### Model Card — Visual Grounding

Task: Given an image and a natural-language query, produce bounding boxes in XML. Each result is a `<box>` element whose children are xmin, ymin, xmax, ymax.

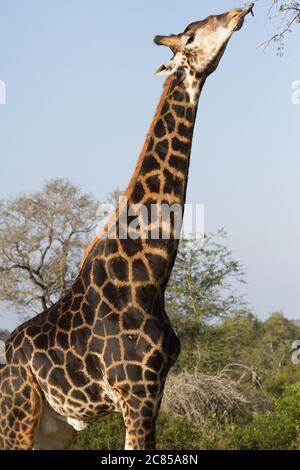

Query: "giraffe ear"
<box><xmin>154</xmin><ymin>59</ymin><xmax>178</xmax><ymax>77</ymax></box>
<box><xmin>154</xmin><ymin>34</ymin><xmax>182</xmax><ymax>51</ymax></box>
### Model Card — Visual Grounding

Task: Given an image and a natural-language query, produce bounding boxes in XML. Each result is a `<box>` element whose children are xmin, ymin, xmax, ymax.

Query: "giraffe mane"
<box><xmin>80</xmin><ymin>76</ymin><xmax>174</xmax><ymax>267</ymax></box>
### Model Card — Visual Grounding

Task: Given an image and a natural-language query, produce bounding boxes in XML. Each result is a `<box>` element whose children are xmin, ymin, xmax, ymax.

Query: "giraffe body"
<box><xmin>0</xmin><ymin>4</ymin><xmax>254</xmax><ymax>450</ymax></box>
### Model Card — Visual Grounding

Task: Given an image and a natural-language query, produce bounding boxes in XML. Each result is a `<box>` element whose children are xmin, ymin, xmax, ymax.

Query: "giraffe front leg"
<box><xmin>124</xmin><ymin>414</ymin><xmax>156</xmax><ymax>450</ymax></box>
<box><xmin>121</xmin><ymin>396</ymin><xmax>159</xmax><ymax>450</ymax></box>
<box><xmin>0</xmin><ymin>365</ymin><xmax>42</xmax><ymax>450</ymax></box>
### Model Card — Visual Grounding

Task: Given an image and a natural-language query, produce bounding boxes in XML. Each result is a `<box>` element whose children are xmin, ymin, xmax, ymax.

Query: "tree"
<box><xmin>166</xmin><ymin>230</ymin><xmax>245</xmax><ymax>340</ymax></box>
<box><xmin>260</xmin><ymin>312</ymin><xmax>300</xmax><ymax>370</ymax></box>
<box><xmin>264</xmin><ymin>1</ymin><xmax>300</xmax><ymax>53</ymax></box>
<box><xmin>0</xmin><ymin>179</ymin><xmax>98</xmax><ymax>317</ymax></box>
<box><xmin>105</xmin><ymin>188</ymin><xmax>123</xmax><ymax>207</ymax></box>
<box><xmin>194</xmin><ymin>310</ymin><xmax>263</xmax><ymax>374</ymax></box>
<box><xmin>0</xmin><ymin>329</ymin><xmax>9</xmax><ymax>342</ymax></box>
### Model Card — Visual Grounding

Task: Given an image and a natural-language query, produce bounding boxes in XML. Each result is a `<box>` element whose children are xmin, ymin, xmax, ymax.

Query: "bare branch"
<box><xmin>261</xmin><ymin>1</ymin><xmax>300</xmax><ymax>53</ymax></box>
<box><xmin>0</xmin><ymin>179</ymin><xmax>99</xmax><ymax>316</ymax></box>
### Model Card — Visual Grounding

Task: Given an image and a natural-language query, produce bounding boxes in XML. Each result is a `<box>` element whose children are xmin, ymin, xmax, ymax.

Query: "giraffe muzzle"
<box><xmin>239</xmin><ymin>3</ymin><xmax>255</xmax><ymax>19</ymax></box>
<box><xmin>227</xmin><ymin>3</ymin><xmax>254</xmax><ymax>31</ymax></box>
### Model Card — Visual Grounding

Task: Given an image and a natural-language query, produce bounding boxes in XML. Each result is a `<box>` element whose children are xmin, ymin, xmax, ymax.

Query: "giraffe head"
<box><xmin>154</xmin><ymin>3</ymin><xmax>254</xmax><ymax>78</ymax></box>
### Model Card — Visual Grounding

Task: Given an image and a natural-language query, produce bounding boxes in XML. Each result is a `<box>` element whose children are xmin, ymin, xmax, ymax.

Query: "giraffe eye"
<box><xmin>186</xmin><ymin>34</ymin><xmax>195</xmax><ymax>45</ymax></box>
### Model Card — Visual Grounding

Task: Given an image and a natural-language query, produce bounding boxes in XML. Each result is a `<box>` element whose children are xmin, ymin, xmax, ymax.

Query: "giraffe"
<box><xmin>0</xmin><ymin>4</ymin><xmax>254</xmax><ymax>450</ymax></box>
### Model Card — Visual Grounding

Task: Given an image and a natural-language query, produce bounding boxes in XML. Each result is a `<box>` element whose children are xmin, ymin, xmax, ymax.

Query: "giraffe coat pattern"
<box><xmin>0</xmin><ymin>4</ymin><xmax>254</xmax><ymax>450</ymax></box>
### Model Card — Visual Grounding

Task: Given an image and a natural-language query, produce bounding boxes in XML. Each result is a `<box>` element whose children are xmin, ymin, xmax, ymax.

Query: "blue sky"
<box><xmin>0</xmin><ymin>0</ymin><xmax>299</xmax><ymax>329</ymax></box>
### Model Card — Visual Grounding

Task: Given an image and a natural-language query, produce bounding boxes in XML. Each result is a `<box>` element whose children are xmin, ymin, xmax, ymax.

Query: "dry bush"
<box><xmin>162</xmin><ymin>367</ymin><xmax>251</xmax><ymax>425</ymax></box>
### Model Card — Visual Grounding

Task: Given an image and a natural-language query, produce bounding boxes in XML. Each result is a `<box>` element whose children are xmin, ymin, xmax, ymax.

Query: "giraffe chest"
<box><xmin>39</xmin><ymin>373</ymin><xmax>121</xmax><ymax>421</ymax></box>
<box><xmin>27</xmin><ymin>338</ymin><xmax>122</xmax><ymax>420</ymax></box>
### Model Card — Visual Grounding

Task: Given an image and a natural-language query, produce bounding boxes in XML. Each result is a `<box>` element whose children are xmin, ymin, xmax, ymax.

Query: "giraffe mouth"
<box><xmin>228</xmin><ymin>3</ymin><xmax>254</xmax><ymax>31</ymax></box>
<box><xmin>239</xmin><ymin>3</ymin><xmax>255</xmax><ymax>20</ymax></box>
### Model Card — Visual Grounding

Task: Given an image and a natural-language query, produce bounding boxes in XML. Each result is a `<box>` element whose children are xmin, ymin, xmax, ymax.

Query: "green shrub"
<box><xmin>233</xmin><ymin>384</ymin><xmax>300</xmax><ymax>450</ymax></box>
<box><xmin>264</xmin><ymin>365</ymin><xmax>300</xmax><ymax>397</ymax></box>
<box><xmin>69</xmin><ymin>412</ymin><xmax>205</xmax><ymax>450</ymax></box>
<box><xmin>69</xmin><ymin>413</ymin><xmax>124</xmax><ymax>450</ymax></box>
<box><xmin>156</xmin><ymin>413</ymin><xmax>202</xmax><ymax>450</ymax></box>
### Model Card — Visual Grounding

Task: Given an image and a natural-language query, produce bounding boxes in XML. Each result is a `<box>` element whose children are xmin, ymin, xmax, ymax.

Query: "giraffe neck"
<box><xmin>125</xmin><ymin>71</ymin><xmax>205</xmax><ymax>215</ymax></box>
<box><xmin>82</xmin><ymin>71</ymin><xmax>206</xmax><ymax>286</ymax></box>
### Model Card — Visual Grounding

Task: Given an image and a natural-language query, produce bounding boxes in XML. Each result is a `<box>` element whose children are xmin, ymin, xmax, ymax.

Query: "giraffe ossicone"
<box><xmin>0</xmin><ymin>4</ymin><xmax>253</xmax><ymax>450</ymax></box>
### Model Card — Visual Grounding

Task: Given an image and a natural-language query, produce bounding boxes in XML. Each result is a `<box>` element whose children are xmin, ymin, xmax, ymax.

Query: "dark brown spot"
<box><xmin>104</xmin><ymin>313</ymin><xmax>120</xmax><ymax>335</ymax></box>
<box><xmin>154</xmin><ymin>139</ymin><xmax>169</xmax><ymax>161</ymax></box>
<box><xmin>127</xmin><ymin>364</ymin><xmax>143</xmax><ymax>381</ymax></box>
<box><xmin>172</xmin><ymin>89</ymin><xmax>184</xmax><ymax>102</ymax></box>
<box><xmin>132</xmin><ymin>259</ymin><xmax>149</xmax><ymax>282</ymax></box>
<box><xmin>178</xmin><ymin>122</ymin><xmax>192</xmax><ymax>139</ymax></box>
<box><xmin>145</xmin><ymin>253</ymin><xmax>166</xmax><ymax>279</ymax></box>
<box><xmin>154</xmin><ymin>119</ymin><xmax>166</xmax><ymax>138</ymax></box>
<box><xmin>92</xmin><ymin>258</ymin><xmax>107</xmax><ymax>287</ymax></box>
<box><xmin>107</xmin><ymin>257</ymin><xmax>129</xmax><ymax>282</ymax></box>
<box><xmin>169</xmin><ymin>154</ymin><xmax>188</xmax><ymax>173</ymax></box>
<box><xmin>164</xmin><ymin>112</ymin><xmax>176</xmax><ymax>133</ymax></box>
<box><xmin>172</xmin><ymin>104</ymin><xmax>185</xmax><ymax>117</ymax></box>
<box><xmin>120</xmin><ymin>237</ymin><xmax>143</xmax><ymax>257</ymax></box>
<box><xmin>140</xmin><ymin>155</ymin><xmax>160</xmax><ymax>175</ymax></box>
<box><xmin>146</xmin><ymin>175</ymin><xmax>160</xmax><ymax>194</ymax></box>
<box><xmin>172</xmin><ymin>136</ymin><xmax>190</xmax><ymax>154</ymax></box>
<box><xmin>122</xmin><ymin>307</ymin><xmax>144</xmax><ymax>330</ymax></box>
<box><xmin>131</xmin><ymin>181</ymin><xmax>145</xmax><ymax>204</ymax></box>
